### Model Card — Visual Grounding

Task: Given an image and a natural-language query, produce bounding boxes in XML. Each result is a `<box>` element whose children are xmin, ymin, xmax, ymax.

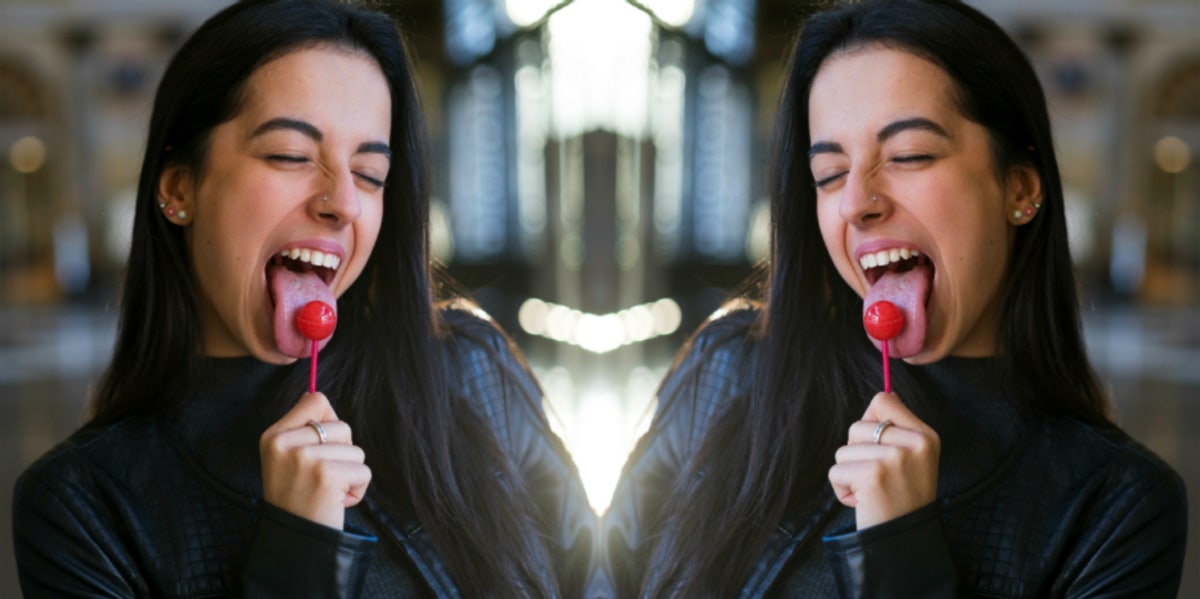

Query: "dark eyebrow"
<box><xmin>877</xmin><ymin>117</ymin><xmax>949</xmax><ymax>143</ymax></box>
<box><xmin>251</xmin><ymin>117</ymin><xmax>391</xmax><ymax>161</ymax></box>
<box><xmin>809</xmin><ymin>117</ymin><xmax>949</xmax><ymax>161</ymax></box>
<box><xmin>250</xmin><ymin>117</ymin><xmax>322</xmax><ymax>142</ymax></box>
<box><xmin>808</xmin><ymin>141</ymin><xmax>843</xmax><ymax>161</ymax></box>
<box><xmin>357</xmin><ymin>141</ymin><xmax>392</xmax><ymax>161</ymax></box>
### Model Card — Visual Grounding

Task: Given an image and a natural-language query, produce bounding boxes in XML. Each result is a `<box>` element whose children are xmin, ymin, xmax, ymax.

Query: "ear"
<box><xmin>1005</xmin><ymin>163</ymin><xmax>1043</xmax><ymax>226</ymax></box>
<box><xmin>157</xmin><ymin>164</ymin><xmax>195</xmax><ymax>225</ymax></box>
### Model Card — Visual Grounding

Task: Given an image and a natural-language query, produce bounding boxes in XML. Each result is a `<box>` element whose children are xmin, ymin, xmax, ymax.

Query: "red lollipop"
<box><xmin>297</xmin><ymin>301</ymin><xmax>337</xmax><ymax>392</ymax></box>
<box><xmin>863</xmin><ymin>301</ymin><xmax>904</xmax><ymax>393</ymax></box>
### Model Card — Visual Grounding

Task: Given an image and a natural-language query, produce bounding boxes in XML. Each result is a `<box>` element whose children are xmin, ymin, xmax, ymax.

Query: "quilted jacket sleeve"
<box><xmin>597</xmin><ymin>308</ymin><xmax>758</xmax><ymax>599</ymax></box>
<box><xmin>441</xmin><ymin>305</ymin><xmax>600</xmax><ymax>598</ymax></box>
<box><xmin>822</xmin><ymin>503</ymin><xmax>957</xmax><ymax>599</ymax></box>
<box><xmin>14</xmin><ymin>459</ymin><xmax>378</xmax><ymax>599</ymax></box>
<box><xmin>242</xmin><ymin>502</ymin><xmax>377</xmax><ymax>598</ymax></box>
<box><xmin>1058</xmin><ymin>464</ymin><xmax>1187</xmax><ymax>597</ymax></box>
<box><xmin>13</xmin><ymin>468</ymin><xmax>140</xmax><ymax>598</ymax></box>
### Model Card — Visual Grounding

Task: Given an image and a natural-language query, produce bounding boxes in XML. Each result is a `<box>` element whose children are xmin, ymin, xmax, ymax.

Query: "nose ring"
<box><xmin>870</xmin><ymin>195</ymin><xmax>879</xmax><ymax>202</ymax></box>
<box><xmin>321</xmin><ymin>195</ymin><xmax>329</xmax><ymax>202</ymax></box>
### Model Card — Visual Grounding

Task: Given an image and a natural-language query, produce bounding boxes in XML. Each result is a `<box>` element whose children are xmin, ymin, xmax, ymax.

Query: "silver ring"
<box><xmin>872</xmin><ymin>419</ymin><xmax>893</xmax><ymax>445</ymax></box>
<box><xmin>306</xmin><ymin>420</ymin><xmax>327</xmax><ymax>445</ymax></box>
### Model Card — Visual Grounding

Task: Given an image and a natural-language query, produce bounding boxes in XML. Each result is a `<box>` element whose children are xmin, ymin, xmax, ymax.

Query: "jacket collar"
<box><xmin>360</xmin><ymin>496</ymin><xmax>462</xmax><ymax>597</ymax></box>
<box><xmin>740</xmin><ymin>494</ymin><xmax>842</xmax><ymax>596</ymax></box>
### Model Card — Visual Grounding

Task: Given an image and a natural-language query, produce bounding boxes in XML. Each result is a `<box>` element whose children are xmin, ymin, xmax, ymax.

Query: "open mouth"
<box><xmin>860</xmin><ymin>247</ymin><xmax>933</xmax><ymax>288</ymax></box>
<box><xmin>859</xmin><ymin>245</ymin><xmax>934</xmax><ymax>359</ymax></box>
<box><xmin>267</xmin><ymin>247</ymin><xmax>340</xmax><ymax>305</ymax></box>
<box><xmin>265</xmin><ymin>246</ymin><xmax>343</xmax><ymax>358</ymax></box>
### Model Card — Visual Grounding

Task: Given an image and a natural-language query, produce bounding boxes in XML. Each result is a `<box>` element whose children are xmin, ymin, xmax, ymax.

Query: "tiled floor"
<box><xmin>2</xmin><ymin>303</ymin><xmax>1196</xmax><ymax>596</ymax></box>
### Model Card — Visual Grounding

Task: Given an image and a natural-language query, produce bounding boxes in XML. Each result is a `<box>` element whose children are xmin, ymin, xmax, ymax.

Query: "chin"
<box><xmin>901</xmin><ymin>350</ymin><xmax>941</xmax><ymax>366</ymax></box>
<box><xmin>899</xmin><ymin>334</ymin><xmax>948</xmax><ymax>365</ymax></box>
<box><xmin>252</xmin><ymin>344</ymin><xmax>300</xmax><ymax>365</ymax></box>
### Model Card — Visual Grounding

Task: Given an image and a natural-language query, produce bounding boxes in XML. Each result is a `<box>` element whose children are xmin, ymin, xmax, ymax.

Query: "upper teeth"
<box><xmin>860</xmin><ymin>247</ymin><xmax>919</xmax><ymax>270</ymax></box>
<box><xmin>281</xmin><ymin>247</ymin><xmax>341</xmax><ymax>270</ymax></box>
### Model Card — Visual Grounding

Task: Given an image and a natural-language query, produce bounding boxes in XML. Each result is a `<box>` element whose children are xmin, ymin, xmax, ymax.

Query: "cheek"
<box><xmin>815</xmin><ymin>200</ymin><xmax>862</xmax><ymax>292</ymax></box>
<box><xmin>340</xmin><ymin>204</ymin><xmax>384</xmax><ymax>292</ymax></box>
<box><xmin>359</xmin><ymin>203</ymin><xmax>383</xmax><ymax>260</ymax></box>
<box><xmin>194</xmin><ymin>204</ymin><xmax>255</xmax><ymax>268</ymax></box>
<box><xmin>191</xmin><ymin>183</ymin><xmax>279</xmax><ymax>287</ymax></box>
<box><xmin>188</xmin><ymin>223</ymin><xmax>251</xmax><ymax>313</ymax></box>
<box><xmin>815</xmin><ymin>200</ymin><xmax>840</xmax><ymax>255</ymax></box>
<box><xmin>937</xmin><ymin>201</ymin><xmax>1010</xmax><ymax>302</ymax></box>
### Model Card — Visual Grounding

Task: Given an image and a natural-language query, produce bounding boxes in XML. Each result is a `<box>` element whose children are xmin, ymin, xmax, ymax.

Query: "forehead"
<box><xmin>808</xmin><ymin>45</ymin><xmax>962</xmax><ymax>136</ymax></box>
<box><xmin>238</xmin><ymin>45</ymin><xmax>387</xmax><ymax>114</ymax></box>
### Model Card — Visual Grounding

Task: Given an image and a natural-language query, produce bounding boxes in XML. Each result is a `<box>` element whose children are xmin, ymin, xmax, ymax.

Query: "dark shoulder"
<box><xmin>658</xmin><ymin>300</ymin><xmax>760</xmax><ymax>408</ymax></box>
<box><xmin>437</xmin><ymin>299</ymin><xmax>535</xmax><ymax>389</ymax></box>
<box><xmin>683</xmin><ymin>299</ymin><xmax>760</xmax><ymax>356</ymax></box>
<box><xmin>439</xmin><ymin>298</ymin><xmax>515</xmax><ymax>354</ymax></box>
<box><xmin>609</xmin><ymin>302</ymin><xmax>760</xmax><ymax>489</ymax></box>
<box><xmin>15</xmin><ymin>416</ymin><xmax>167</xmax><ymax>513</ymax></box>
<box><xmin>436</xmin><ymin>299</ymin><xmax>549</xmax><ymax>436</ymax></box>
<box><xmin>20</xmin><ymin>416</ymin><xmax>162</xmax><ymax>481</ymax></box>
<box><xmin>1034</xmin><ymin>415</ymin><xmax>1185</xmax><ymax>507</ymax></box>
<box><xmin>1028</xmin><ymin>416</ymin><xmax>1187</xmax><ymax>583</ymax></box>
<box><xmin>649</xmin><ymin>301</ymin><xmax>760</xmax><ymax>447</ymax></box>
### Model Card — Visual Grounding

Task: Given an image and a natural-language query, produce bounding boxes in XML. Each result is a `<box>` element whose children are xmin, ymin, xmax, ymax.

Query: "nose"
<box><xmin>310</xmin><ymin>169</ymin><xmax>362</xmax><ymax>227</ymax></box>
<box><xmin>837</xmin><ymin>170</ymin><xmax>889</xmax><ymax>228</ymax></box>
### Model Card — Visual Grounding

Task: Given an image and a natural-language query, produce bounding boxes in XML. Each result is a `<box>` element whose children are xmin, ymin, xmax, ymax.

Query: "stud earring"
<box><xmin>1024</xmin><ymin>206</ymin><xmax>1035</xmax><ymax>217</ymax></box>
<box><xmin>1013</xmin><ymin>209</ymin><xmax>1024</xmax><ymax>220</ymax></box>
<box><xmin>177</xmin><ymin>209</ymin><xmax>188</xmax><ymax>220</ymax></box>
<box><xmin>165</xmin><ymin>206</ymin><xmax>177</xmax><ymax>218</ymax></box>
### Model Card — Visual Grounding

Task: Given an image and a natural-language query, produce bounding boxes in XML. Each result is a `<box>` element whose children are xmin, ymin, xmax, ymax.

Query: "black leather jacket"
<box><xmin>13</xmin><ymin>307</ymin><xmax>597</xmax><ymax>598</ymax></box>
<box><xmin>600</xmin><ymin>308</ymin><xmax>1187</xmax><ymax>598</ymax></box>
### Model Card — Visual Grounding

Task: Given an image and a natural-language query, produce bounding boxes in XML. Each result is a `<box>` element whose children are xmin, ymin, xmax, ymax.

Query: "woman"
<box><xmin>13</xmin><ymin>1</ymin><xmax>595</xmax><ymax>597</ymax></box>
<box><xmin>601</xmin><ymin>0</ymin><xmax>1187</xmax><ymax>597</ymax></box>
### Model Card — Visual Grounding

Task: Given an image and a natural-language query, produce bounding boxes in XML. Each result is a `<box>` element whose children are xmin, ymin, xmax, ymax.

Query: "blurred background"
<box><xmin>0</xmin><ymin>0</ymin><xmax>1196</xmax><ymax>595</ymax></box>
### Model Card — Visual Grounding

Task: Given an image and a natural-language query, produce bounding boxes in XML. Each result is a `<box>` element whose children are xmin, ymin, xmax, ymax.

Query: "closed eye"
<box><xmin>267</xmin><ymin>154</ymin><xmax>308</xmax><ymax>164</ymax></box>
<box><xmin>354</xmin><ymin>172</ymin><xmax>387</xmax><ymax>190</ymax></box>
<box><xmin>893</xmin><ymin>154</ymin><xmax>933</xmax><ymax>164</ymax></box>
<box><xmin>814</xmin><ymin>171</ymin><xmax>847</xmax><ymax>189</ymax></box>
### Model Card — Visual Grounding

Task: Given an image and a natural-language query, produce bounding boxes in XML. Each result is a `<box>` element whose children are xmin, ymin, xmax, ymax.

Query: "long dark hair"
<box><xmin>89</xmin><ymin>1</ymin><xmax>554</xmax><ymax>596</ymax></box>
<box><xmin>644</xmin><ymin>0</ymin><xmax>1109</xmax><ymax>595</ymax></box>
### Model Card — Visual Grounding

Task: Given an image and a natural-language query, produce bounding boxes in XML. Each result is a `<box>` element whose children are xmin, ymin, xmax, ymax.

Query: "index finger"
<box><xmin>861</xmin><ymin>392</ymin><xmax>933</xmax><ymax>436</ymax></box>
<box><xmin>266</xmin><ymin>391</ymin><xmax>339</xmax><ymax>435</ymax></box>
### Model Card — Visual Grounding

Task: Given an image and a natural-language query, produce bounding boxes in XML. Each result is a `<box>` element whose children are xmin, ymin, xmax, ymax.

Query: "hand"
<box><xmin>259</xmin><ymin>391</ymin><xmax>371</xmax><ymax>530</ymax></box>
<box><xmin>828</xmin><ymin>391</ymin><xmax>940</xmax><ymax>529</ymax></box>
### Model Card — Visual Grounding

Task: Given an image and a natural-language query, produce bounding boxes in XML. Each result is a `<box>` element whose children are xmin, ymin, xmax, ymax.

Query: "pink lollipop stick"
<box><xmin>883</xmin><ymin>343</ymin><xmax>891</xmax><ymax>393</ymax></box>
<box><xmin>863</xmin><ymin>301</ymin><xmax>904</xmax><ymax>393</ymax></box>
<box><xmin>296</xmin><ymin>301</ymin><xmax>337</xmax><ymax>393</ymax></box>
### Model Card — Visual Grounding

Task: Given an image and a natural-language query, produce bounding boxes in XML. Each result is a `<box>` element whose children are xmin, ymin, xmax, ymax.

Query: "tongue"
<box><xmin>863</xmin><ymin>264</ymin><xmax>931</xmax><ymax>359</ymax></box>
<box><xmin>269</xmin><ymin>264</ymin><xmax>336</xmax><ymax>358</ymax></box>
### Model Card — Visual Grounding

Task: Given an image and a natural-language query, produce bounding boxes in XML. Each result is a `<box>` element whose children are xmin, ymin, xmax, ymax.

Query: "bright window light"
<box><xmin>642</xmin><ymin>0</ymin><xmax>696</xmax><ymax>28</ymax></box>
<box><xmin>547</xmin><ymin>0</ymin><xmax>652</xmax><ymax>137</ymax></box>
<box><xmin>505</xmin><ymin>0</ymin><xmax>560</xmax><ymax>27</ymax></box>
